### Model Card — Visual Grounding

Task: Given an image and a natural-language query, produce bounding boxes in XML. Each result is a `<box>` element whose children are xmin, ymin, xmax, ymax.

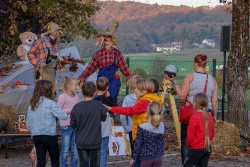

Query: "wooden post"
<box><xmin>160</xmin><ymin>78</ymin><xmax>181</xmax><ymax>148</ymax></box>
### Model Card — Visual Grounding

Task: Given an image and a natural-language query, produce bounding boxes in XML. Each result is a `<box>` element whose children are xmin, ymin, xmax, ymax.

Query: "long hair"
<box><xmin>147</xmin><ymin>102</ymin><xmax>164</xmax><ymax>128</ymax></box>
<box><xmin>30</xmin><ymin>80</ymin><xmax>55</xmax><ymax>111</ymax></box>
<box><xmin>194</xmin><ymin>54</ymin><xmax>207</xmax><ymax>68</ymax></box>
<box><xmin>193</xmin><ymin>92</ymin><xmax>211</xmax><ymax>152</ymax></box>
<box><xmin>136</xmin><ymin>79</ymin><xmax>155</xmax><ymax>94</ymax></box>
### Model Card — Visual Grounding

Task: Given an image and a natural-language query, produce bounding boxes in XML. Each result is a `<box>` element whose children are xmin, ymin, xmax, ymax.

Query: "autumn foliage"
<box><xmin>0</xmin><ymin>0</ymin><xmax>100</xmax><ymax>63</ymax></box>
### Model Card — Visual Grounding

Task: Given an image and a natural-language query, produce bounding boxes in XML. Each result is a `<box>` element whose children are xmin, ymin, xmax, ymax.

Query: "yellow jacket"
<box><xmin>132</xmin><ymin>93</ymin><xmax>163</xmax><ymax>140</ymax></box>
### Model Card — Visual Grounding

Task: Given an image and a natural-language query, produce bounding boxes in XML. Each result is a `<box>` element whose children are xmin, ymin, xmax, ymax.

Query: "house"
<box><xmin>171</xmin><ymin>42</ymin><xmax>182</xmax><ymax>50</ymax></box>
<box><xmin>191</xmin><ymin>43</ymin><xmax>201</xmax><ymax>49</ymax></box>
<box><xmin>201</xmin><ymin>39</ymin><xmax>216</xmax><ymax>48</ymax></box>
<box><xmin>156</xmin><ymin>44</ymin><xmax>176</xmax><ymax>53</ymax></box>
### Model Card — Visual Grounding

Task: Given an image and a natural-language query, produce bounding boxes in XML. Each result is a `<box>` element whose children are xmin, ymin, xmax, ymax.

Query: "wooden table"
<box><xmin>0</xmin><ymin>133</ymin><xmax>31</xmax><ymax>159</ymax></box>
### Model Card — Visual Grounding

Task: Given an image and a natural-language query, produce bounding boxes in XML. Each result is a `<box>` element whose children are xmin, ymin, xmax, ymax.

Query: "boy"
<box><xmin>70</xmin><ymin>81</ymin><xmax>107</xmax><ymax>167</ymax></box>
<box><xmin>94</xmin><ymin>77</ymin><xmax>118</xmax><ymax>167</ymax></box>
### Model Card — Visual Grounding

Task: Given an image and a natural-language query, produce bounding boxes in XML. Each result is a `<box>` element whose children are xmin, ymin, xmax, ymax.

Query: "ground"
<box><xmin>1</xmin><ymin>126</ymin><xmax>250</xmax><ymax>167</ymax></box>
<box><xmin>1</xmin><ymin>147</ymin><xmax>250</xmax><ymax>167</ymax></box>
<box><xmin>1</xmin><ymin>104</ymin><xmax>250</xmax><ymax>166</ymax></box>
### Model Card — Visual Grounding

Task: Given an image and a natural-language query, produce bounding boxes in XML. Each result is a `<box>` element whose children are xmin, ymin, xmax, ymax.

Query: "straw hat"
<box><xmin>102</xmin><ymin>21</ymin><xmax>119</xmax><ymax>37</ymax></box>
<box><xmin>96</xmin><ymin>21</ymin><xmax>119</xmax><ymax>46</ymax></box>
<box><xmin>41</xmin><ymin>22</ymin><xmax>63</xmax><ymax>37</ymax></box>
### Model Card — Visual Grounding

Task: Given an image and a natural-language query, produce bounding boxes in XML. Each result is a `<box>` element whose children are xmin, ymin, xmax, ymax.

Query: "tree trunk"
<box><xmin>226</xmin><ymin>0</ymin><xmax>249</xmax><ymax>134</ymax></box>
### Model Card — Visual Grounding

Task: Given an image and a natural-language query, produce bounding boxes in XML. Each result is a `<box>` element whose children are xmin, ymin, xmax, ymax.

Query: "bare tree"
<box><xmin>226</xmin><ymin>0</ymin><xmax>249</xmax><ymax>133</ymax></box>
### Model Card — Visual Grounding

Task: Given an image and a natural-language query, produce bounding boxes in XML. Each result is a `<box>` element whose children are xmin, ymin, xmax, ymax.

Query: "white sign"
<box><xmin>108</xmin><ymin>126</ymin><xmax>131</xmax><ymax>156</ymax></box>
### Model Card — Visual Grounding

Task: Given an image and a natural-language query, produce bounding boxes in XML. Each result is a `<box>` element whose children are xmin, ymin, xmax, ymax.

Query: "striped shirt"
<box><xmin>28</xmin><ymin>36</ymin><xmax>59</xmax><ymax>67</ymax></box>
<box><xmin>78</xmin><ymin>47</ymin><xmax>133</xmax><ymax>82</ymax></box>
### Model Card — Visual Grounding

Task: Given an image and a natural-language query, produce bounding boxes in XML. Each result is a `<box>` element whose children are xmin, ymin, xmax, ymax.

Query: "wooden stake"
<box><xmin>160</xmin><ymin>78</ymin><xmax>181</xmax><ymax>148</ymax></box>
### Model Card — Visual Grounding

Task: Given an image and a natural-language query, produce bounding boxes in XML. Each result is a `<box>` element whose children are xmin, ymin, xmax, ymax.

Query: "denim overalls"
<box><xmin>97</xmin><ymin>50</ymin><xmax>121</xmax><ymax>103</ymax></box>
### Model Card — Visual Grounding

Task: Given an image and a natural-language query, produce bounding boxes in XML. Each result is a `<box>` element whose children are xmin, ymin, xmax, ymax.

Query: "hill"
<box><xmin>62</xmin><ymin>2</ymin><xmax>232</xmax><ymax>58</ymax></box>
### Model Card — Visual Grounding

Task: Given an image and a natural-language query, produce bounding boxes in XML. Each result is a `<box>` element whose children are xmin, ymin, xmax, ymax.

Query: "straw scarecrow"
<box><xmin>27</xmin><ymin>22</ymin><xmax>64</xmax><ymax>89</ymax></box>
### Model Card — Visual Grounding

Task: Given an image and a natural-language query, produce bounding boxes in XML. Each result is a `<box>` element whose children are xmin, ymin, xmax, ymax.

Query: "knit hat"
<box><xmin>41</xmin><ymin>22</ymin><xmax>63</xmax><ymax>37</ymax></box>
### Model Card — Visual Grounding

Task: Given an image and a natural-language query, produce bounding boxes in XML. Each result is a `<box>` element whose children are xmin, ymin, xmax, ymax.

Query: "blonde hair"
<box><xmin>147</xmin><ymin>102</ymin><xmax>164</xmax><ymax>128</ymax></box>
<box><xmin>62</xmin><ymin>75</ymin><xmax>78</xmax><ymax>93</ymax></box>
<box><xmin>136</xmin><ymin>79</ymin><xmax>155</xmax><ymax>94</ymax></box>
<box><xmin>127</xmin><ymin>75</ymin><xmax>143</xmax><ymax>93</ymax></box>
<box><xmin>193</xmin><ymin>92</ymin><xmax>211</xmax><ymax>152</ymax></box>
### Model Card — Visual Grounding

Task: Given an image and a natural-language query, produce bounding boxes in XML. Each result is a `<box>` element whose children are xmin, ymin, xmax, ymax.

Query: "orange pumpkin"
<box><xmin>16</xmin><ymin>81</ymin><xmax>22</xmax><ymax>85</ymax></box>
<box><xmin>20</xmin><ymin>125</ymin><xmax>27</xmax><ymax>129</ymax></box>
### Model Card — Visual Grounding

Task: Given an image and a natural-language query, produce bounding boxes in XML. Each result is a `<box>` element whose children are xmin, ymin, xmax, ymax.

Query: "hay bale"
<box><xmin>212</xmin><ymin>121</ymin><xmax>241</xmax><ymax>155</ymax></box>
<box><xmin>0</xmin><ymin>103</ymin><xmax>18</xmax><ymax>130</ymax></box>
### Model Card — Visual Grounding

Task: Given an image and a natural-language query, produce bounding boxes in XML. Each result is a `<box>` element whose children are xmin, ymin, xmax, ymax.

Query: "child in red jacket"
<box><xmin>104</xmin><ymin>79</ymin><xmax>163</xmax><ymax>140</ymax></box>
<box><xmin>182</xmin><ymin>92</ymin><xmax>214</xmax><ymax>167</ymax></box>
<box><xmin>104</xmin><ymin>79</ymin><xmax>163</xmax><ymax>167</ymax></box>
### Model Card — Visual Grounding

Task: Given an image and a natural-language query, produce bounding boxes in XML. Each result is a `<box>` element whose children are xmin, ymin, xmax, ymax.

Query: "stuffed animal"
<box><xmin>17</xmin><ymin>32</ymin><xmax>38</xmax><ymax>61</ymax></box>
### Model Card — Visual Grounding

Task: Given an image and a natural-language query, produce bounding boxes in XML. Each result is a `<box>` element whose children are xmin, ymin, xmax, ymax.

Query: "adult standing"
<box><xmin>165</xmin><ymin>54</ymin><xmax>218</xmax><ymax>164</ymax></box>
<box><xmin>28</xmin><ymin>21</ymin><xmax>64</xmax><ymax>88</ymax></box>
<box><xmin>78</xmin><ymin>21</ymin><xmax>133</xmax><ymax>103</ymax></box>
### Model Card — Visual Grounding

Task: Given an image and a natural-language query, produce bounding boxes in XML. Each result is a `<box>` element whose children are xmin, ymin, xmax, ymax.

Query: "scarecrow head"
<box><xmin>41</xmin><ymin>22</ymin><xmax>64</xmax><ymax>39</ymax></box>
<box><xmin>96</xmin><ymin>21</ymin><xmax>119</xmax><ymax>47</ymax></box>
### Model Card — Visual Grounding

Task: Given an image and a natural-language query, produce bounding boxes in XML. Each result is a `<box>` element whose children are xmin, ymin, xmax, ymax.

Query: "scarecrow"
<box><xmin>78</xmin><ymin>21</ymin><xmax>133</xmax><ymax>103</ymax></box>
<box><xmin>27</xmin><ymin>22</ymin><xmax>64</xmax><ymax>89</ymax></box>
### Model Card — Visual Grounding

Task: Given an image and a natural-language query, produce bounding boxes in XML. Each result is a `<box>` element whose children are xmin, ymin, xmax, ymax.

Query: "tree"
<box><xmin>225</xmin><ymin>0</ymin><xmax>249</xmax><ymax>133</ymax></box>
<box><xmin>0</xmin><ymin>0</ymin><xmax>100</xmax><ymax>62</ymax></box>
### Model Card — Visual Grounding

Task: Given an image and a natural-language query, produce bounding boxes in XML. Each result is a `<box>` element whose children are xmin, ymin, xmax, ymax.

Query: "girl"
<box><xmin>182</xmin><ymin>93</ymin><xmax>215</xmax><ymax>167</ymax></box>
<box><xmin>130</xmin><ymin>102</ymin><xmax>165</xmax><ymax>167</ymax></box>
<box><xmin>105</xmin><ymin>79</ymin><xmax>163</xmax><ymax>140</ymax></box>
<box><xmin>105</xmin><ymin>79</ymin><xmax>163</xmax><ymax>167</ymax></box>
<box><xmin>120</xmin><ymin>75</ymin><xmax>143</xmax><ymax>156</ymax></box>
<box><xmin>57</xmin><ymin>76</ymin><xmax>79</xmax><ymax>167</ymax></box>
<box><xmin>26</xmin><ymin>80</ymin><xmax>67</xmax><ymax>167</ymax></box>
<box><xmin>165</xmin><ymin>54</ymin><xmax>218</xmax><ymax>163</ymax></box>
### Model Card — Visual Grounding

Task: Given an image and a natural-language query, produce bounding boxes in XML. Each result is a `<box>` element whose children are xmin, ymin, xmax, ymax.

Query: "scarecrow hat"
<box><xmin>41</xmin><ymin>22</ymin><xmax>63</xmax><ymax>36</ymax></box>
<box><xmin>102</xmin><ymin>21</ymin><xmax>119</xmax><ymax>36</ymax></box>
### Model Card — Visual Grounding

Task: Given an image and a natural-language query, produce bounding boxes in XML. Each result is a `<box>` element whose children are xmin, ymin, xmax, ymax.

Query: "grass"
<box><xmin>83</xmin><ymin>48</ymin><xmax>250</xmax><ymax>110</ymax></box>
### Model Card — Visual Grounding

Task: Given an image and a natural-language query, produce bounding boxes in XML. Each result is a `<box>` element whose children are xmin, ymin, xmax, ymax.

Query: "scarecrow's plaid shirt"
<box><xmin>79</xmin><ymin>47</ymin><xmax>133</xmax><ymax>82</ymax></box>
<box><xmin>28</xmin><ymin>36</ymin><xmax>59</xmax><ymax>67</ymax></box>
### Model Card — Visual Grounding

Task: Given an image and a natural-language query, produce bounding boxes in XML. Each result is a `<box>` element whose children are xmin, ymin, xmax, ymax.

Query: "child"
<box><xmin>182</xmin><ymin>93</ymin><xmax>215</xmax><ymax>167</ymax></box>
<box><xmin>105</xmin><ymin>79</ymin><xmax>163</xmax><ymax>167</ymax></box>
<box><xmin>26</xmin><ymin>80</ymin><xmax>67</xmax><ymax>167</ymax></box>
<box><xmin>105</xmin><ymin>79</ymin><xmax>163</xmax><ymax>140</ymax></box>
<box><xmin>57</xmin><ymin>76</ymin><xmax>79</xmax><ymax>167</ymax></box>
<box><xmin>94</xmin><ymin>76</ymin><xmax>118</xmax><ymax>167</ymax></box>
<box><xmin>130</xmin><ymin>102</ymin><xmax>165</xmax><ymax>167</ymax></box>
<box><xmin>120</xmin><ymin>75</ymin><xmax>143</xmax><ymax>156</ymax></box>
<box><xmin>149</xmin><ymin>78</ymin><xmax>160</xmax><ymax>94</ymax></box>
<box><xmin>70</xmin><ymin>81</ymin><xmax>107</xmax><ymax>167</ymax></box>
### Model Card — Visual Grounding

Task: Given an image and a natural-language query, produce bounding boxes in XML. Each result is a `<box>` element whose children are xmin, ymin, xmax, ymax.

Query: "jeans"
<box><xmin>181</xmin><ymin>123</ymin><xmax>190</xmax><ymax>164</ymax></box>
<box><xmin>100</xmin><ymin>137</ymin><xmax>109</xmax><ymax>167</ymax></box>
<box><xmin>60</xmin><ymin>126</ymin><xmax>78</xmax><ymax>167</ymax></box>
<box><xmin>182</xmin><ymin>148</ymin><xmax>211</xmax><ymax>167</ymax></box>
<box><xmin>33</xmin><ymin>135</ymin><xmax>59</xmax><ymax>167</ymax></box>
<box><xmin>78</xmin><ymin>148</ymin><xmax>100</xmax><ymax>167</ymax></box>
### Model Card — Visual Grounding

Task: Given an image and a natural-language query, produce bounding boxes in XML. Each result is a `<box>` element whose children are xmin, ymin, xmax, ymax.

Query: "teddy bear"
<box><xmin>17</xmin><ymin>32</ymin><xmax>38</xmax><ymax>61</ymax></box>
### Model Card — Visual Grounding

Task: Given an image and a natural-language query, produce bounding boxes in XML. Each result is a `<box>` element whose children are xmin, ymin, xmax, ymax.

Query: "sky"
<box><xmin>116</xmin><ymin>0</ymin><xmax>224</xmax><ymax>8</ymax></box>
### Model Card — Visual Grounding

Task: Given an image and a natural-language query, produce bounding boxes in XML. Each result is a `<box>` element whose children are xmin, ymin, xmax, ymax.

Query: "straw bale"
<box><xmin>212</xmin><ymin>121</ymin><xmax>241</xmax><ymax>155</ymax></box>
<box><xmin>0</xmin><ymin>103</ymin><xmax>18</xmax><ymax>130</ymax></box>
